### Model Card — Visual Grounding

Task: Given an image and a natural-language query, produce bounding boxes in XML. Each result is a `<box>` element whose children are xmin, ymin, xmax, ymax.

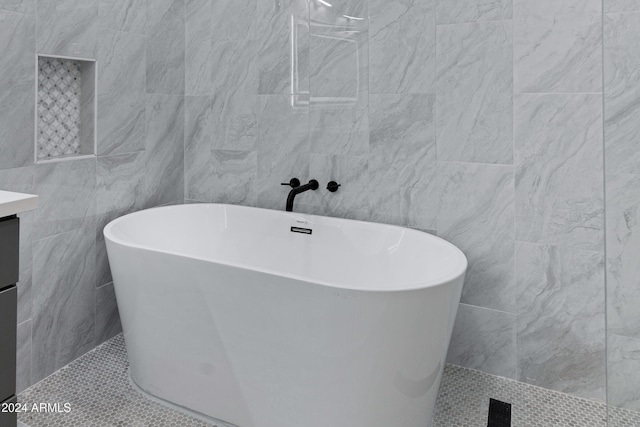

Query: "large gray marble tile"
<box><xmin>514</xmin><ymin>0</ymin><xmax>602</xmax><ymax>20</ymax></box>
<box><xmin>606</xmin><ymin>0</ymin><xmax>640</xmax><ymax>12</ymax></box>
<box><xmin>99</xmin><ymin>0</ymin><xmax>146</xmax><ymax>34</ymax></box>
<box><xmin>210</xmin><ymin>150</ymin><xmax>257</xmax><ymax>206</ymax></box>
<box><xmin>446</xmin><ymin>304</ymin><xmax>517</xmax><ymax>379</ymax></box>
<box><xmin>308</xmin><ymin>154</ymin><xmax>369</xmax><ymax>220</ymax></box>
<box><xmin>605</xmin><ymin>173</ymin><xmax>640</xmax><ymax>339</ymax></box>
<box><xmin>604</xmin><ymin>12</ymin><xmax>640</xmax><ymax>175</ymax></box>
<box><xmin>515</xmin><ymin>94</ymin><xmax>604</xmax><ymax>251</ymax></box>
<box><xmin>436</xmin><ymin>20</ymin><xmax>513</xmax><ymax>165</ymax></box>
<box><xmin>516</xmin><ymin>241</ymin><xmax>606</xmax><ymax>401</ymax></box>
<box><xmin>97</xmin><ymin>152</ymin><xmax>143</xmax><ymax>216</ymax></box>
<box><xmin>309</xmin><ymin>106</ymin><xmax>368</xmax><ymax>156</ymax></box>
<box><xmin>211</xmin><ymin>90</ymin><xmax>257</xmax><ymax>151</ymax></box>
<box><xmin>17</xmin><ymin>272</ymin><xmax>31</xmax><ymax>325</ymax></box>
<box><xmin>368</xmin><ymin>94</ymin><xmax>436</xmax><ymax>231</ymax></box>
<box><xmin>309</xmin><ymin>42</ymin><xmax>365</xmax><ymax>105</ymax></box>
<box><xmin>97</xmin><ymin>28</ymin><xmax>145</xmax><ymax>156</ymax></box>
<box><xmin>96</xmin><ymin>152</ymin><xmax>144</xmax><ymax>286</ymax></box>
<box><xmin>32</xmin><ymin>226</ymin><xmax>96</xmax><ymax>383</ymax></box>
<box><xmin>369</xmin><ymin>0</ymin><xmax>435</xmax><ymax>94</ymax></box>
<box><xmin>0</xmin><ymin>81</ymin><xmax>34</xmax><ymax>170</ymax></box>
<box><xmin>212</xmin><ymin>0</ymin><xmax>256</xmax><ymax>42</ymax></box>
<box><xmin>95</xmin><ymin>212</ymin><xmax>116</xmax><ymax>289</ymax></box>
<box><xmin>185</xmin><ymin>0</ymin><xmax>212</xmax><ymax>96</ymax></box>
<box><xmin>309</xmin><ymin>0</ymin><xmax>369</xmax><ymax>99</ymax></box>
<box><xmin>513</xmin><ymin>0</ymin><xmax>602</xmax><ymax>93</ymax></box>
<box><xmin>185</xmin><ymin>96</ymin><xmax>213</xmax><ymax>202</ymax></box>
<box><xmin>256</xmin><ymin>95</ymin><xmax>309</xmax><ymax>210</ymax></box>
<box><xmin>36</xmin><ymin>0</ymin><xmax>99</xmax><ymax>58</ymax></box>
<box><xmin>15</xmin><ymin>214</ymin><xmax>33</xmax><ymax>285</ymax></box>
<box><xmin>0</xmin><ymin>10</ymin><xmax>34</xmax><ymax>84</ymax></box>
<box><xmin>310</xmin><ymin>13</ymin><xmax>368</xmax><ymax>104</ymax></box>
<box><xmin>437</xmin><ymin>162</ymin><xmax>515</xmax><ymax>312</ymax></box>
<box><xmin>0</xmin><ymin>0</ymin><xmax>33</xmax><ymax>13</ymax></box>
<box><xmin>95</xmin><ymin>283</ymin><xmax>121</xmax><ymax>345</ymax></box>
<box><xmin>310</xmin><ymin>0</ymin><xmax>367</xmax><ymax>97</ymax></box>
<box><xmin>18</xmin><ymin>213</ymin><xmax>33</xmax><ymax>274</ymax></box>
<box><xmin>144</xmin><ymin>94</ymin><xmax>184</xmax><ymax>207</ymax></box>
<box><xmin>256</xmin><ymin>0</ymin><xmax>308</xmax><ymax>95</ymax></box>
<box><xmin>34</xmin><ymin>158</ymin><xmax>97</xmax><ymax>241</ymax></box>
<box><xmin>80</xmin><ymin>62</ymin><xmax>97</xmax><ymax>156</ymax></box>
<box><xmin>0</xmin><ymin>165</ymin><xmax>35</xmax><ymax>193</ymax></box>
<box><xmin>211</xmin><ymin>38</ymin><xmax>257</xmax><ymax>150</ymax></box>
<box><xmin>436</xmin><ymin>0</ymin><xmax>511</xmax><ymax>24</ymax></box>
<box><xmin>309</xmin><ymin>0</ymin><xmax>367</xmax><ymax>26</ymax></box>
<box><xmin>16</xmin><ymin>320</ymin><xmax>31</xmax><ymax>393</ymax></box>
<box><xmin>608</xmin><ymin>334</ymin><xmax>640</xmax><ymax>412</ymax></box>
<box><xmin>146</xmin><ymin>0</ymin><xmax>185</xmax><ymax>94</ymax></box>
<box><xmin>0</xmin><ymin>11</ymin><xmax>35</xmax><ymax>170</ymax></box>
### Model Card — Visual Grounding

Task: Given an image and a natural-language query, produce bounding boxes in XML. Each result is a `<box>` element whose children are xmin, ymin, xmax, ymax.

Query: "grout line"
<box><xmin>435</xmin><ymin>17</ymin><xmax>514</xmax><ymax>27</ymax></box>
<box><xmin>515</xmin><ymin>91</ymin><xmax>604</xmax><ymax>95</ymax></box>
<box><xmin>604</xmin><ymin>171</ymin><xmax>640</xmax><ymax>177</ymax></box>
<box><xmin>437</xmin><ymin>159</ymin><xmax>515</xmax><ymax>167</ymax></box>
<box><xmin>603</xmin><ymin>10</ymin><xmax>640</xmax><ymax>15</ymax></box>
<box><xmin>601</xmin><ymin>0</ymin><xmax>610</xmax><ymax>417</ymax></box>
<box><xmin>183</xmin><ymin>0</ymin><xmax>188</xmax><ymax>202</ymax></box>
<box><xmin>95</xmin><ymin>149</ymin><xmax>146</xmax><ymax>159</ymax></box>
<box><xmin>434</xmin><ymin>7</ymin><xmax>439</xmax><ymax>235</ymax></box>
<box><xmin>513</xmin><ymin>239</ymin><xmax>606</xmax><ymax>254</ymax></box>
<box><xmin>511</xmin><ymin>10</ymin><xmax>519</xmax><ymax>384</ymax></box>
<box><xmin>30</xmin><ymin>0</ymin><xmax>37</xmax><ymax>394</ymax></box>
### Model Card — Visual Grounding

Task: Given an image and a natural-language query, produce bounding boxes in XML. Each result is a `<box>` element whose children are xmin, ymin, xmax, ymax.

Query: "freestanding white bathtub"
<box><xmin>104</xmin><ymin>204</ymin><xmax>467</xmax><ymax>427</ymax></box>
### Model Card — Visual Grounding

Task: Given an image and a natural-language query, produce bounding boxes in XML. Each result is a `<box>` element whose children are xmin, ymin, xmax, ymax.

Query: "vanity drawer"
<box><xmin>0</xmin><ymin>216</ymin><xmax>19</xmax><ymax>289</ymax></box>
<box><xmin>0</xmin><ymin>286</ymin><xmax>17</xmax><ymax>402</ymax></box>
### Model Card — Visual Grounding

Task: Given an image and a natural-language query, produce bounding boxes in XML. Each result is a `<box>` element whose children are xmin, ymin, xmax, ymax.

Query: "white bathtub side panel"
<box><xmin>107</xmin><ymin>242</ymin><xmax>463</xmax><ymax>427</ymax></box>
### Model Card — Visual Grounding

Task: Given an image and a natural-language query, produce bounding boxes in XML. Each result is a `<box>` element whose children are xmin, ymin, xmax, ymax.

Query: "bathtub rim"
<box><xmin>104</xmin><ymin>203</ymin><xmax>468</xmax><ymax>293</ymax></box>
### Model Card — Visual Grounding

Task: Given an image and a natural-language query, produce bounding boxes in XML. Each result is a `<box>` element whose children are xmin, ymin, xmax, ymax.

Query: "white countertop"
<box><xmin>0</xmin><ymin>190</ymin><xmax>39</xmax><ymax>218</ymax></box>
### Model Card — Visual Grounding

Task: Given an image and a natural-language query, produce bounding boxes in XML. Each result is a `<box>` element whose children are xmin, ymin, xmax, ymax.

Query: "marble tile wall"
<box><xmin>0</xmin><ymin>0</ymin><xmax>185</xmax><ymax>392</ymax></box>
<box><xmin>0</xmin><ymin>0</ymin><xmax>637</xmax><ymax>418</ymax></box>
<box><xmin>183</xmin><ymin>0</ymin><xmax>640</xmax><ymax>411</ymax></box>
<box><xmin>604</xmin><ymin>2</ymin><xmax>640</xmax><ymax>417</ymax></box>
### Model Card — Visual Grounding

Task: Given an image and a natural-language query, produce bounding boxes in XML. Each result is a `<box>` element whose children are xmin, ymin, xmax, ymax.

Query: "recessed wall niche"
<box><xmin>36</xmin><ymin>55</ymin><xmax>97</xmax><ymax>162</ymax></box>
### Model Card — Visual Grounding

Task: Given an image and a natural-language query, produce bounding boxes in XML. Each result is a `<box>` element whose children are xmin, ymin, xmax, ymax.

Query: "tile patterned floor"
<box><xmin>18</xmin><ymin>335</ymin><xmax>224</xmax><ymax>427</ymax></box>
<box><xmin>16</xmin><ymin>334</ymin><xmax>640</xmax><ymax>427</ymax></box>
<box><xmin>434</xmin><ymin>365</ymin><xmax>607</xmax><ymax>427</ymax></box>
<box><xmin>609</xmin><ymin>406</ymin><xmax>640</xmax><ymax>427</ymax></box>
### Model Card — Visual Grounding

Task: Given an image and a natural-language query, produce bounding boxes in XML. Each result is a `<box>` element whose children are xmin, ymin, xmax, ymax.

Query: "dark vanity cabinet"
<box><xmin>0</xmin><ymin>215</ymin><xmax>19</xmax><ymax>427</ymax></box>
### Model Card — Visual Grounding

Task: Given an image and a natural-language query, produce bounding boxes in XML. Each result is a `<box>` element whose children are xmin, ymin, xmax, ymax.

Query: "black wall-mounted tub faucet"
<box><xmin>281</xmin><ymin>179</ymin><xmax>319</xmax><ymax>212</ymax></box>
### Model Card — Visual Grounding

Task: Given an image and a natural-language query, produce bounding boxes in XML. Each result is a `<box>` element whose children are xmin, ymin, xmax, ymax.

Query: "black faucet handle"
<box><xmin>327</xmin><ymin>181</ymin><xmax>341</xmax><ymax>192</ymax></box>
<box><xmin>281</xmin><ymin>178</ymin><xmax>301</xmax><ymax>188</ymax></box>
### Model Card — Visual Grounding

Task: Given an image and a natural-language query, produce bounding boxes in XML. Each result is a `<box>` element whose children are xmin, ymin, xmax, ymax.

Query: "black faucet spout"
<box><xmin>286</xmin><ymin>179</ymin><xmax>319</xmax><ymax>212</ymax></box>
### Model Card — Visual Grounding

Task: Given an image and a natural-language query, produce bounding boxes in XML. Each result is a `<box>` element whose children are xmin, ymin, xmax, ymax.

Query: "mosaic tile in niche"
<box><xmin>37</xmin><ymin>58</ymin><xmax>82</xmax><ymax>159</ymax></box>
